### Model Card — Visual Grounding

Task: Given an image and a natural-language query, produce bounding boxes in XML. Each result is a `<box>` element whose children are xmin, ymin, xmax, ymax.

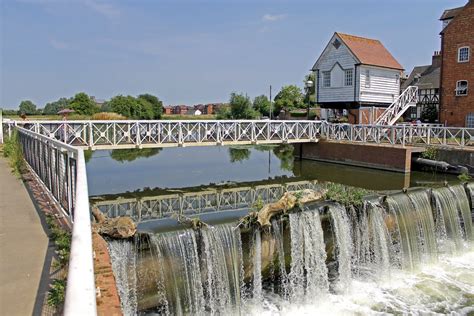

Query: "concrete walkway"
<box><xmin>0</xmin><ymin>157</ymin><xmax>49</xmax><ymax>315</ymax></box>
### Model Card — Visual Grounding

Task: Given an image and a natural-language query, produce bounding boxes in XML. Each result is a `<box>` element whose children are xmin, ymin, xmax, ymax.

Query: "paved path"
<box><xmin>0</xmin><ymin>157</ymin><xmax>49</xmax><ymax>316</ymax></box>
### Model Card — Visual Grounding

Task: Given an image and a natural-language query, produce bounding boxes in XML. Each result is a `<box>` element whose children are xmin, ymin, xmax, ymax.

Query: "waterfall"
<box><xmin>271</xmin><ymin>219</ymin><xmax>289</xmax><ymax>299</ymax></box>
<box><xmin>108</xmin><ymin>240</ymin><xmax>138</xmax><ymax>316</ymax></box>
<box><xmin>432</xmin><ymin>187</ymin><xmax>466</xmax><ymax>251</ymax></box>
<box><xmin>329</xmin><ymin>204</ymin><xmax>353</xmax><ymax>292</ymax></box>
<box><xmin>449</xmin><ymin>185</ymin><xmax>473</xmax><ymax>241</ymax></box>
<box><xmin>200</xmin><ymin>224</ymin><xmax>244</xmax><ymax>315</ymax></box>
<box><xmin>252</xmin><ymin>230</ymin><xmax>263</xmax><ymax>303</ymax></box>
<box><xmin>407</xmin><ymin>190</ymin><xmax>438</xmax><ymax>263</ymax></box>
<box><xmin>151</xmin><ymin>230</ymin><xmax>205</xmax><ymax>315</ymax></box>
<box><xmin>106</xmin><ymin>183</ymin><xmax>474</xmax><ymax>315</ymax></box>
<box><xmin>287</xmin><ymin>209</ymin><xmax>329</xmax><ymax>302</ymax></box>
<box><xmin>386</xmin><ymin>194</ymin><xmax>424</xmax><ymax>269</ymax></box>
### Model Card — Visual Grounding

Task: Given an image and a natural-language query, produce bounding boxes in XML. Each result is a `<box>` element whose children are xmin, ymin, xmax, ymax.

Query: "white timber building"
<box><xmin>312</xmin><ymin>32</ymin><xmax>405</xmax><ymax>124</ymax></box>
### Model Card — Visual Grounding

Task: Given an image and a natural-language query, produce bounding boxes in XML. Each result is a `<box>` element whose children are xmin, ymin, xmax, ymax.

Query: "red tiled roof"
<box><xmin>336</xmin><ymin>32</ymin><xmax>404</xmax><ymax>70</ymax></box>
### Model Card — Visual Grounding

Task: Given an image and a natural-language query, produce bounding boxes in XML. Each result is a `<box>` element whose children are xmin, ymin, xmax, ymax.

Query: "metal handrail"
<box><xmin>16</xmin><ymin>127</ymin><xmax>97</xmax><ymax>316</ymax></box>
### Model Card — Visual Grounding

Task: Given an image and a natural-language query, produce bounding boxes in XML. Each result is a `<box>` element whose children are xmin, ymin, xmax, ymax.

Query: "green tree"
<box><xmin>274</xmin><ymin>85</ymin><xmax>305</xmax><ymax>114</ymax></box>
<box><xmin>138</xmin><ymin>94</ymin><xmax>163</xmax><ymax>119</ymax></box>
<box><xmin>108</xmin><ymin>95</ymin><xmax>157</xmax><ymax>119</ymax></box>
<box><xmin>18</xmin><ymin>100</ymin><xmax>37</xmax><ymax>115</ymax></box>
<box><xmin>421</xmin><ymin>104</ymin><xmax>438</xmax><ymax>123</ymax></box>
<box><xmin>221</xmin><ymin>92</ymin><xmax>259</xmax><ymax>119</ymax></box>
<box><xmin>43</xmin><ymin>97</ymin><xmax>71</xmax><ymax>115</ymax></box>
<box><xmin>253</xmin><ymin>95</ymin><xmax>271</xmax><ymax>117</ymax></box>
<box><xmin>70</xmin><ymin>92</ymin><xmax>97</xmax><ymax>115</ymax></box>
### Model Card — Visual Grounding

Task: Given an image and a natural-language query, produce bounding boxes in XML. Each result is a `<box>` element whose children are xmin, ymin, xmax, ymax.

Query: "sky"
<box><xmin>0</xmin><ymin>0</ymin><xmax>468</xmax><ymax>109</ymax></box>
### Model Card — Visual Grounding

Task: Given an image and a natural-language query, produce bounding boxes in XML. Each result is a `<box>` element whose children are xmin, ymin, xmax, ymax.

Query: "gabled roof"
<box><xmin>336</xmin><ymin>32</ymin><xmax>403</xmax><ymax>70</ymax></box>
<box><xmin>401</xmin><ymin>65</ymin><xmax>440</xmax><ymax>90</ymax></box>
<box><xmin>439</xmin><ymin>6</ymin><xmax>464</xmax><ymax>20</ymax></box>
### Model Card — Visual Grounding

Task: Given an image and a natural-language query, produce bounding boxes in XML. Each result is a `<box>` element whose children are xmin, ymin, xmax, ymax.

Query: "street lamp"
<box><xmin>304</xmin><ymin>79</ymin><xmax>314</xmax><ymax>120</ymax></box>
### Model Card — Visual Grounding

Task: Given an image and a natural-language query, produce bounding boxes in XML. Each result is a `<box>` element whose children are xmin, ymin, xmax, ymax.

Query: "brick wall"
<box><xmin>295</xmin><ymin>141</ymin><xmax>416</xmax><ymax>173</ymax></box>
<box><xmin>440</xmin><ymin>1</ymin><xmax>474</xmax><ymax>127</ymax></box>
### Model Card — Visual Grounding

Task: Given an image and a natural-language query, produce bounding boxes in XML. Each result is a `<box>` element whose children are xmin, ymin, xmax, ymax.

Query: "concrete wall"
<box><xmin>294</xmin><ymin>141</ymin><xmax>418</xmax><ymax>173</ymax></box>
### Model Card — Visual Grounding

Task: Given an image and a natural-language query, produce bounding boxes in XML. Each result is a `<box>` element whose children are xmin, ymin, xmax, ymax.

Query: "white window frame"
<box><xmin>466</xmin><ymin>113</ymin><xmax>474</xmax><ymax>128</ymax></box>
<box><xmin>344</xmin><ymin>69</ymin><xmax>353</xmax><ymax>86</ymax></box>
<box><xmin>455</xmin><ymin>80</ymin><xmax>468</xmax><ymax>96</ymax></box>
<box><xmin>365</xmin><ymin>69</ymin><xmax>371</xmax><ymax>88</ymax></box>
<box><xmin>458</xmin><ymin>46</ymin><xmax>470</xmax><ymax>63</ymax></box>
<box><xmin>322</xmin><ymin>71</ymin><xmax>331</xmax><ymax>88</ymax></box>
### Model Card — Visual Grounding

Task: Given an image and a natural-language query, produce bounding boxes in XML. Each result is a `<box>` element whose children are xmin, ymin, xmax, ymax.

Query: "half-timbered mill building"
<box><xmin>439</xmin><ymin>1</ymin><xmax>474</xmax><ymax>127</ymax></box>
<box><xmin>402</xmin><ymin>52</ymin><xmax>441</xmax><ymax>122</ymax></box>
<box><xmin>312</xmin><ymin>32</ymin><xmax>405</xmax><ymax>124</ymax></box>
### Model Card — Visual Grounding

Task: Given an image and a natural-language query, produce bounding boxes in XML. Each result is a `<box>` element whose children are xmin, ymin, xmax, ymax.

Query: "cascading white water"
<box><xmin>271</xmin><ymin>219</ymin><xmax>289</xmax><ymax>299</ymax></box>
<box><xmin>107</xmin><ymin>183</ymin><xmax>474</xmax><ymax>315</ymax></box>
<box><xmin>287</xmin><ymin>209</ymin><xmax>329</xmax><ymax>303</ymax></box>
<box><xmin>200</xmin><ymin>224</ymin><xmax>244</xmax><ymax>314</ymax></box>
<box><xmin>252</xmin><ymin>230</ymin><xmax>263</xmax><ymax>303</ymax></box>
<box><xmin>108</xmin><ymin>240</ymin><xmax>138</xmax><ymax>316</ymax></box>
<box><xmin>433</xmin><ymin>186</ymin><xmax>466</xmax><ymax>252</ymax></box>
<box><xmin>329</xmin><ymin>204</ymin><xmax>353</xmax><ymax>292</ymax></box>
<box><xmin>152</xmin><ymin>230</ymin><xmax>205</xmax><ymax>315</ymax></box>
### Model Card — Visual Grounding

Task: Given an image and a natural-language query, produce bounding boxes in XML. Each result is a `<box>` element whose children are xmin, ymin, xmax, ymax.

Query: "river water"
<box><xmin>85</xmin><ymin>145</ymin><xmax>458</xmax><ymax>196</ymax></box>
<box><xmin>86</xmin><ymin>146</ymin><xmax>473</xmax><ymax>316</ymax></box>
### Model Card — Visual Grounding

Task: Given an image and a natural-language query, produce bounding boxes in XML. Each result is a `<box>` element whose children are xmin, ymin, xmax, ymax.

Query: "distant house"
<box><xmin>402</xmin><ymin>51</ymin><xmax>441</xmax><ymax>121</ymax></box>
<box><xmin>311</xmin><ymin>32</ymin><xmax>404</xmax><ymax>124</ymax></box>
<box><xmin>163</xmin><ymin>106</ymin><xmax>173</xmax><ymax>115</ymax></box>
<box><xmin>173</xmin><ymin>105</ymin><xmax>188</xmax><ymax>115</ymax></box>
<box><xmin>439</xmin><ymin>1</ymin><xmax>474</xmax><ymax>127</ymax></box>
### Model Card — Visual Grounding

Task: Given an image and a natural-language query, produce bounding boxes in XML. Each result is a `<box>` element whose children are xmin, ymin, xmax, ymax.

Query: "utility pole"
<box><xmin>269</xmin><ymin>85</ymin><xmax>272</xmax><ymax>120</ymax></box>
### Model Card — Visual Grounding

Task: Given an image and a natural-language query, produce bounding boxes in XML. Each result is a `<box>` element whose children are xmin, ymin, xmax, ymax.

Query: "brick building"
<box><xmin>439</xmin><ymin>1</ymin><xmax>474</xmax><ymax>127</ymax></box>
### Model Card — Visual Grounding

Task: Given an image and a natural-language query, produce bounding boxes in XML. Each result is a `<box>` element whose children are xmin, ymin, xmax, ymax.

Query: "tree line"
<box><xmin>3</xmin><ymin>75</ymin><xmax>316</xmax><ymax>120</ymax></box>
<box><xmin>3</xmin><ymin>92</ymin><xmax>163</xmax><ymax>120</ymax></box>
<box><xmin>218</xmin><ymin>83</ymin><xmax>314</xmax><ymax>119</ymax></box>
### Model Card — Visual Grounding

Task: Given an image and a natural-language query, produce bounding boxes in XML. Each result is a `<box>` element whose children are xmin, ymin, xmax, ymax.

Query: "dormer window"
<box><xmin>456</xmin><ymin>80</ymin><xmax>468</xmax><ymax>96</ymax></box>
<box><xmin>458</xmin><ymin>47</ymin><xmax>470</xmax><ymax>62</ymax></box>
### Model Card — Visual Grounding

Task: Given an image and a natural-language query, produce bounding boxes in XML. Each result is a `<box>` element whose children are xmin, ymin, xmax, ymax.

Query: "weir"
<box><xmin>108</xmin><ymin>183</ymin><xmax>474</xmax><ymax>315</ymax></box>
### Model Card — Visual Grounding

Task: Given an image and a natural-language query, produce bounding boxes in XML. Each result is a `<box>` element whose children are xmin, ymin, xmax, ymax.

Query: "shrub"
<box><xmin>47</xmin><ymin>279</ymin><xmax>66</xmax><ymax>307</ymax></box>
<box><xmin>323</xmin><ymin>183</ymin><xmax>370</xmax><ymax>207</ymax></box>
<box><xmin>91</xmin><ymin>112</ymin><xmax>127</xmax><ymax>120</ymax></box>
<box><xmin>2</xmin><ymin>130</ymin><xmax>24</xmax><ymax>177</ymax></box>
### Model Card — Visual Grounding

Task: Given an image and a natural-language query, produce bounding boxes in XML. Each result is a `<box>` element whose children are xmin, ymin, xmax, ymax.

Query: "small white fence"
<box><xmin>16</xmin><ymin>127</ymin><xmax>97</xmax><ymax>316</ymax></box>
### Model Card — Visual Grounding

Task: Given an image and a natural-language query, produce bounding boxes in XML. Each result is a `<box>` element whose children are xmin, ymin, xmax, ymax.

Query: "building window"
<box><xmin>458</xmin><ymin>47</ymin><xmax>470</xmax><ymax>62</ymax></box>
<box><xmin>467</xmin><ymin>113</ymin><xmax>474</xmax><ymax>128</ymax></box>
<box><xmin>322</xmin><ymin>71</ymin><xmax>331</xmax><ymax>87</ymax></box>
<box><xmin>455</xmin><ymin>80</ymin><xmax>468</xmax><ymax>96</ymax></box>
<box><xmin>365</xmin><ymin>69</ymin><xmax>371</xmax><ymax>88</ymax></box>
<box><xmin>344</xmin><ymin>69</ymin><xmax>353</xmax><ymax>86</ymax></box>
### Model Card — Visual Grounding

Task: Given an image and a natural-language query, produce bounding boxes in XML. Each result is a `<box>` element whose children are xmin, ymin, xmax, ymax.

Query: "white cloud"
<box><xmin>83</xmin><ymin>0</ymin><xmax>120</xmax><ymax>19</ymax></box>
<box><xmin>49</xmin><ymin>39</ymin><xmax>69</xmax><ymax>50</ymax></box>
<box><xmin>262</xmin><ymin>14</ymin><xmax>286</xmax><ymax>22</ymax></box>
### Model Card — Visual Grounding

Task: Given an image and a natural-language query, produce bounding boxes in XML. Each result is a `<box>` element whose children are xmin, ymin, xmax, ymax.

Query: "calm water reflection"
<box><xmin>85</xmin><ymin>145</ymin><xmax>459</xmax><ymax>197</ymax></box>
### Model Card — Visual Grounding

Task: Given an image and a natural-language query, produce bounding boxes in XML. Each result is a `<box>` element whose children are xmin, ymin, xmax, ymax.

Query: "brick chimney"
<box><xmin>432</xmin><ymin>51</ymin><xmax>442</xmax><ymax>68</ymax></box>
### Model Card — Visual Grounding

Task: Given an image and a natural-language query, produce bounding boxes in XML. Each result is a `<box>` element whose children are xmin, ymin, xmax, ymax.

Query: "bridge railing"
<box><xmin>6</xmin><ymin>120</ymin><xmax>322</xmax><ymax>148</ymax></box>
<box><xmin>16</xmin><ymin>127</ymin><xmax>97</xmax><ymax>316</ymax></box>
<box><xmin>321</xmin><ymin>123</ymin><xmax>474</xmax><ymax>147</ymax></box>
